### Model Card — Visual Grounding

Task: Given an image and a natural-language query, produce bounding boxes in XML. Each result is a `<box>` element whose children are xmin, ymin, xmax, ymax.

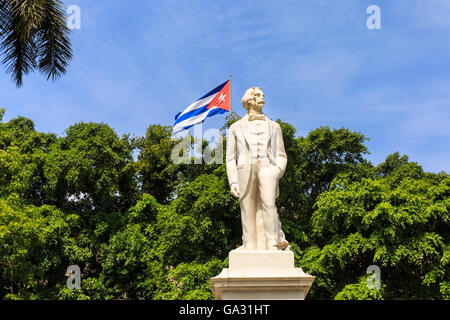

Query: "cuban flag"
<box><xmin>173</xmin><ymin>80</ymin><xmax>231</xmax><ymax>134</ymax></box>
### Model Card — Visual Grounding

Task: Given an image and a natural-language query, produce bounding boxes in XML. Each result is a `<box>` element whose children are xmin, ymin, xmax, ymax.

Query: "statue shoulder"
<box><xmin>269</xmin><ymin>119</ymin><xmax>281</xmax><ymax>129</ymax></box>
<box><xmin>229</xmin><ymin>120</ymin><xmax>242</xmax><ymax>132</ymax></box>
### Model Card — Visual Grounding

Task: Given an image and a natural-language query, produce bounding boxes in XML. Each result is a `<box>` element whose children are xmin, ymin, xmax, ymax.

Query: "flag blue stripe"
<box><xmin>174</xmin><ymin>104</ymin><xmax>210</xmax><ymax>126</ymax></box>
<box><xmin>174</xmin><ymin>108</ymin><xmax>228</xmax><ymax>134</ymax></box>
<box><xmin>205</xmin><ymin>107</ymin><xmax>228</xmax><ymax>119</ymax></box>
<box><xmin>196</xmin><ymin>80</ymin><xmax>228</xmax><ymax>101</ymax></box>
<box><xmin>173</xmin><ymin>80</ymin><xmax>230</xmax><ymax>134</ymax></box>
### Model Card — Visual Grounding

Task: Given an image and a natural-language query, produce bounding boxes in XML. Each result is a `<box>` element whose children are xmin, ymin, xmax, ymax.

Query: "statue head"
<box><xmin>241</xmin><ymin>87</ymin><xmax>265</xmax><ymax>112</ymax></box>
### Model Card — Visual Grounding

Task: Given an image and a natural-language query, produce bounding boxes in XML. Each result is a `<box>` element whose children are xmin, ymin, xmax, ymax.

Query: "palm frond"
<box><xmin>0</xmin><ymin>0</ymin><xmax>72</xmax><ymax>86</ymax></box>
<box><xmin>1</xmin><ymin>1</ymin><xmax>37</xmax><ymax>87</ymax></box>
<box><xmin>0</xmin><ymin>0</ymin><xmax>10</xmax><ymax>36</ymax></box>
<box><xmin>7</xmin><ymin>0</ymin><xmax>46</xmax><ymax>39</ymax></box>
<box><xmin>36</xmin><ymin>0</ymin><xmax>72</xmax><ymax>82</ymax></box>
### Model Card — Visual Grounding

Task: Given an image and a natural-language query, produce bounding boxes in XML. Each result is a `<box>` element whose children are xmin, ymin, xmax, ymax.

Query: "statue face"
<box><xmin>248</xmin><ymin>88</ymin><xmax>265</xmax><ymax>112</ymax></box>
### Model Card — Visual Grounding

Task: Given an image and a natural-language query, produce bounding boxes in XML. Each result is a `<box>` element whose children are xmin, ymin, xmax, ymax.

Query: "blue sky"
<box><xmin>1</xmin><ymin>0</ymin><xmax>449</xmax><ymax>173</ymax></box>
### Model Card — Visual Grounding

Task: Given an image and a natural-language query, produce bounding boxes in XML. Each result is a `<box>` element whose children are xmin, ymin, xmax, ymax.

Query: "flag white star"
<box><xmin>218</xmin><ymin>93</ymin><xmax>226</xmax><ymax>102</ymax></box>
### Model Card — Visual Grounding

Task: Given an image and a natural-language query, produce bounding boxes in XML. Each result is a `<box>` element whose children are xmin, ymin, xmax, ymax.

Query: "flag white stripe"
<box><xmin>173</xmin><ymin>107</ymin><xmax>218</xmax><ymax>134</ymax></box>
<box><xmin>177</xmin><ymin>94</ymin><xmax>217</xmax><ymax>120</ymax></box>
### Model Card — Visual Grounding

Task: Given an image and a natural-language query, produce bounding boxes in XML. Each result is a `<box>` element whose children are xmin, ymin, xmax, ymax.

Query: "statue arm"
<box><xmin>275</xmin><ymin>124</ymin><xmax>287</xmax><ymax>177</ymax></box>
<box><xmin>226</xmin><ymin>126</ymin><xmax>238</xmax><ymax>187</ymax></box>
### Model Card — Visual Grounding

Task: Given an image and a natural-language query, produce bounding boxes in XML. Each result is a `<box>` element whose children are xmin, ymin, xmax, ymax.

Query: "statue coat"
<box><xmin>226</xmin><ymin>114</ymin><xmax>287</xmax><ymax>200</ymax></box>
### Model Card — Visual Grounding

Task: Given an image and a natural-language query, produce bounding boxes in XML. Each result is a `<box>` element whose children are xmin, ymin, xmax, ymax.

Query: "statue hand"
<box><xmin>230</xmin><ymin>183</ymin><xmax>240</xmax><ymax>198</ymax></box>
<box><xmin>276</xmin><ymin>166</ymin><xmax>283</xmax><ymax>179</ymax></box>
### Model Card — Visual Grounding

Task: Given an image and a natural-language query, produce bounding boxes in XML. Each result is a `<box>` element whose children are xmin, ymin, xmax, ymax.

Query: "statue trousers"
<box><xmin>239</xmin><ymin>157</ymin><xmax>281</xmax><ymax>250</ymax></box>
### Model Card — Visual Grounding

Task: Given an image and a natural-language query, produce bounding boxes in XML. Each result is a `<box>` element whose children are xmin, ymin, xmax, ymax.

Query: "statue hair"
<box><xmin>241</xmin><ymin>87</ymin><xmax>262</xmax><ymax>111</ymax></box>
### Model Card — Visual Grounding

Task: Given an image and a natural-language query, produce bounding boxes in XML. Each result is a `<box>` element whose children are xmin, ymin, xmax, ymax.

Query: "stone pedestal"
<box><xmin>211</xmin><ymin>249</ymin><xmax>315</xmax><ymax>300</ymax></box>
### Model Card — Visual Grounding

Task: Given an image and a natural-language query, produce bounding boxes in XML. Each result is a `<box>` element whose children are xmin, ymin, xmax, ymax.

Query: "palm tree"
<box><xmin>0</xmin><ymin>0</ymin><xmax>72</xmax><ymax>87</ymax></box>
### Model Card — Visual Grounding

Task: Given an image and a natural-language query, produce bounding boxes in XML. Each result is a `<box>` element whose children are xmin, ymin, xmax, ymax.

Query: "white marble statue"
<box><xmin>226</xmin><ymin>87</ymin><xmax>290</xmax><ymax>251</ymax></box>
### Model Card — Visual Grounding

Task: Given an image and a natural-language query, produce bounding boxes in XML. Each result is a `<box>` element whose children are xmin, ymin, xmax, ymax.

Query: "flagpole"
<box><xmin>221</xmin><ymin>74</ymin><xmax>238</xmax><ymax>134</ymax></box>
<box><xmin>229</xmin><ymin>74</ymin><xmax>232</xmax><ymax>112</ymax></box>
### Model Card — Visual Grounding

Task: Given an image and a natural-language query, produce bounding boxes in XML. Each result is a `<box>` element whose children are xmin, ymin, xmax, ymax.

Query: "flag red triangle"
<box><xmin>206</xmin><ymin>80</ymin><xmax>231</xmax><ymax>112</ymax></box>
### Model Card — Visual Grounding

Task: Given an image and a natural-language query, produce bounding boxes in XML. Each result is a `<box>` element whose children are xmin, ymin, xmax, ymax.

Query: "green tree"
<box><xmin>1</xmin><ymin>109</ymin><xmax>449</xmax><ymax>301</ymax></box>
<box><xmin>135</xmin><ymin>124</ymin><xmax>225</xmax><ymax>204</ymax></box>
<box><xmin>276</xmin><ymin>124</ymin><xmax>370</xmax><ymax>248</ymax></box>
<box><xmin>77</xmin><ymin>186</ymin><xmax>235</xmax><ymax>300</ymax></box>
<box><xmin>300</xmin><ymin>155</ymin><xmax>449</xmax><ymax>299</ymax></box>
<box><xmin>334</xmin><ymin>275</ymin><xmax>383</xmax><ymax>300</ymax></box>
<box><xmin>43</xmin><ymin>122</ymin><xmax>137</xmax><ymax>214</ymax></box>
<box><xmin>134</xmin><ymin>125</ymin><xmax>180</xmax><ymax>204</ymax></box>
<box><xmin>0</xmin><ymin>114</ymin><xmax>57</xmax><ymax>205</ymax></box>
<box><xmin>0</xmin><ymin>198</ymin><xmax>89</xmax><ymax>299</ymax></box>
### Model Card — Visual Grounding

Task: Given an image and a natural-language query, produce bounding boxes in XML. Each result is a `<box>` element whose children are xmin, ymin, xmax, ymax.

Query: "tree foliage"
<box><xmin>0</xmin><ymin>109</ymin><xmax>448</xmax><ymax>300</ymax></box>
<box><xmin>301</xmin><ymin>154</ymin><xmax>449</xmax><ymax>299</ymax></box>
